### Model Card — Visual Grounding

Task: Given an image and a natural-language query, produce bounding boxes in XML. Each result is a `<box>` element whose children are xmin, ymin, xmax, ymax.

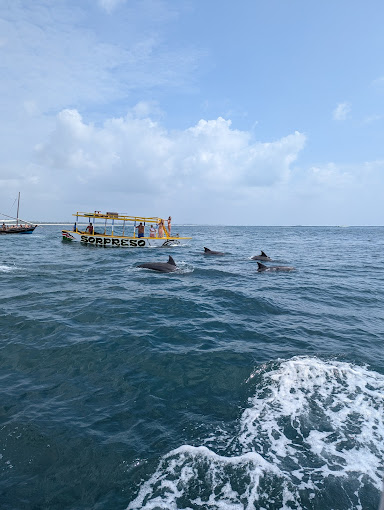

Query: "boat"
<box><xmin>0</xmin><ymin>193</ymin><xmax>37</xmax><ymax>235</ymax></box>
<box><xmin>0</xmin><ymin>225</ymin><xmax>36</xmax><ymax>234</ymax></box>
<box><xmin>61</xmin><ymin>211</ymin><xmax>192</xmax><ymax>247</ymax></box>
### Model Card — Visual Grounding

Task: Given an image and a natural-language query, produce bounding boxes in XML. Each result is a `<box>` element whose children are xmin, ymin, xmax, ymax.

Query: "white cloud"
<box><xmin>0</xmin><ymin>109</ymin><xmax>302</xmax><ymax>222</ymax></box>
<box><xmin>35</xmin><ymin>110</ymin><xmax>306</xmax><ymax>199</ymax></box>
<box><xmin>99</xmin><ymin>0</ymin><xmax>127</xmax><ymax>13</ymax></box>
<box><xmin>333</xmin><ymin>102</ymin><xmax>351</xmax><ymax>121</ymax></box>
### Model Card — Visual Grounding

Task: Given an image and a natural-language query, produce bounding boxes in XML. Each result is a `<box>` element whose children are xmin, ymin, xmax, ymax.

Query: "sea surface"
<box><xmin>1</xmin><ymin>225</ymin><xmax>383</xmax><ymax>510</ymax></box>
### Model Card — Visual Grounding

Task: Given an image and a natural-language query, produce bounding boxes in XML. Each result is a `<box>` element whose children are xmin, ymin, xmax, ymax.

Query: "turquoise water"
<box><xmin>1</xmin><ymin>225</ymin><xmax>383</xmax><ymax>509</ymax></box>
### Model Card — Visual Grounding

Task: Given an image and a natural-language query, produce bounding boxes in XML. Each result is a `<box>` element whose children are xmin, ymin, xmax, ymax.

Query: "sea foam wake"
<box><xmin>128</xmin><ymin>357</ymin><xmax>384</xmax><ymax>509</ymax></box>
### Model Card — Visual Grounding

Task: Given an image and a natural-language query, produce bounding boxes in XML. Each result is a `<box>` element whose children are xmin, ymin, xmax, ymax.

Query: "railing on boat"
<box><xmin>72</xmin><ymin>212</ymin><xmax>171</xmax><ymax>238</ymax></box>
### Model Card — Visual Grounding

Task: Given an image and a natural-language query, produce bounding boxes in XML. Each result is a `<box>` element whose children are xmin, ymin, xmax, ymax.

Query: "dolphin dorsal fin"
<box><xmin>204</xmin><ymin>247</ymin><xmax>210</xmax><ymax>252</ymax></box>
<box><xmin>257</xmin><ymin>262</ymin><xmax>267</xmax><ymax>269</ymax></box>
<box><xmin>168</xmin><ymin>256</ymin><xmax>176</xmax><ymax>266</ymax></box>
<box><xmin>261</xmin><ymin>251</ymin><xmax>267</xmax><ymax>257</ymax></box>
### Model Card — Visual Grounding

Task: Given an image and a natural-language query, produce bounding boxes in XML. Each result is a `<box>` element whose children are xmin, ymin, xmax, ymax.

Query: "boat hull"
<box><xmin>62</xmin><ymin>230</ymin><xmax>191</xmax><ymax>247</ymax></box>
<box><xmin>0</xmin><ymin>226</ymin><xmax>36</xmax><ymax>235</ymax></box>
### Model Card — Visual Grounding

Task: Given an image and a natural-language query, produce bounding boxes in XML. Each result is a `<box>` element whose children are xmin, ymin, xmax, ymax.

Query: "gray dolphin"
<box><xmin>251</xmin><ymin>251</ymin><xmax>272</xmax><ymax>261</ymax></box>
<box><xmin>204</xmin><ymin>247</ymin><xmax>225</xmax><ymax>256</ymax></box>
<box><xmin>138</xmin><ymin>255</ymin><xmax>178</xmax><ymax>273</ymax></box>
<box><xmin>257</xmin><ymin>262</ymin><xmax>294</xmax><ymax>272</ymax></box>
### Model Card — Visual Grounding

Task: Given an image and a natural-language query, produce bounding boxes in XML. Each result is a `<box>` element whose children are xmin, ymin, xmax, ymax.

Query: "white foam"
<box><xmin>127</xmin><ymin>445</ymin><xmax>289</xmax><ymax>510</ymax></box>
<box><xmin>127</xmin><ymin>357</ymin><xmax>384</xmax><ymax>509</ymax></box>
<box><xmin>239</xmin><ymin>357</ymin><xmax>384</xmax><ymax>492</ymax></box>
<box><xmin>0</xmin><ymin>264</ymin><xmax>16</xmax><ymax>273</ymax></box>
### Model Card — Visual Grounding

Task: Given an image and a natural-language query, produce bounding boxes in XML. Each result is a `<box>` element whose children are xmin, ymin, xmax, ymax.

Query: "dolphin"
<box><xmin>203</xmin><ymin>247</ymin><xmax>225</xmax><ymax>256</ymax></box>
<box><xmin>251</xmin><ymin>251</ymin><xmax>272</xmax><ymax>261</ymax></box>
<box><xmin>138</xmin><ymin>255</ymin><xmax>178</xmax><ymax>273</ymax></box>
<box><xmin>257</xmin><ymin>262</ymin><xmax>294</xmax><ymax>272</ymax></box>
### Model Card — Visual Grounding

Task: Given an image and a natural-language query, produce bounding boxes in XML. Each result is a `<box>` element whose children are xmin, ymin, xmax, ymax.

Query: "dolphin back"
<box><xmin>138</xmin><ymin>256</ymin><xmax>177</xmax><ymax>272</ymax></box>
<box><xmin>257</xmin><ymin>262</ymin><xmax>267</xmax><ymax>270</ymax></box>
<box><xmin>168</xmin><ymin>256</ymin><xmax>176</xmax><ymax>266</ymax></box>
<box><xmin>203</xmin><ymin>247</ymin><xmax>224</xmax><ymax>255</ymax></box>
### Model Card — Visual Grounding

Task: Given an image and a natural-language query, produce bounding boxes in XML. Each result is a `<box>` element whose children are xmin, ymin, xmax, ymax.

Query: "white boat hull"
<box><xmin>62</xmin><ymin>230</ymin><xmax>190</xmax><ymax>247</ymax></box>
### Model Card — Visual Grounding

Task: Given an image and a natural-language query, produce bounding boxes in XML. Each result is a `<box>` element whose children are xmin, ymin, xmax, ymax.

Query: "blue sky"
<box><xmin>1</xmin><ymin>0</ymin><xmax>384</xmax><ymax>224</ymax></box>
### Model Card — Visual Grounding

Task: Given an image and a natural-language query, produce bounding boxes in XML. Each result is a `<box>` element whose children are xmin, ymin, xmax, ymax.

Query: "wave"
<box><xmin>127</xmin><ymin>356</ymin><xmax>384</xmax><ymax>509</ymax></box>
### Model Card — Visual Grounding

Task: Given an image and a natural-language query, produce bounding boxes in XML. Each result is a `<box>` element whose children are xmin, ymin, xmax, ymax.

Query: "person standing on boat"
<box><xmin>149</xmin><ymin>225</ymin><xmax>156</xmax><ymax>237</ymax></box>
<box><xmin>2</xmin><ymin>222</ymin><xmax>6</xmax><ymax>230</ymax></box>
<box><xmin>86</xmin><ymin>223</ymin><xmax>94</xmax><ymax>234</ymax></box>
<box><xmin>136</xmin><ymin>222</ymin><xmax>145</xmax><ymax>238</ymax></box>
<box><xmin>167</xmin><ymin>216</ymin><xmax>172</xmax><ymax>235</ymax></box>
<box><xmin>158</xmin><ymin>220</ymin><xmax>164</xmax><ymax>238</ymax></box>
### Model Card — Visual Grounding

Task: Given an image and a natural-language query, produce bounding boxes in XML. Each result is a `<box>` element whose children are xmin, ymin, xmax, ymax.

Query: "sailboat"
<box><xmin>0</xmin><ymin>193</ymin><xmax>37</xmax><ymax>235</ymax></box>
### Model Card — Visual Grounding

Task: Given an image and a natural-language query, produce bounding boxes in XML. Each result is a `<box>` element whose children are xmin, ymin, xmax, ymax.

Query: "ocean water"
<box><xmin>0</xmin><ymin>225</ymin><xmax>383</xmax><ymax>510</ymax></box>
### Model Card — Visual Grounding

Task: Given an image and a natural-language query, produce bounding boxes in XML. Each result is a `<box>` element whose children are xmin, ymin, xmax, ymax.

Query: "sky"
<box><xmin>1</xmin><ymin>0</ymin><xmax>384</xmax><ymax>225</ymax></box>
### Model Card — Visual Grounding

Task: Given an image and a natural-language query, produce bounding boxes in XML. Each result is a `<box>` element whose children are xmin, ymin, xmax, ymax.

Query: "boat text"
<box><xmin>81</xmin><ymin>235</ymin><xmax>146</xmax><ymax>246</ymax></box>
